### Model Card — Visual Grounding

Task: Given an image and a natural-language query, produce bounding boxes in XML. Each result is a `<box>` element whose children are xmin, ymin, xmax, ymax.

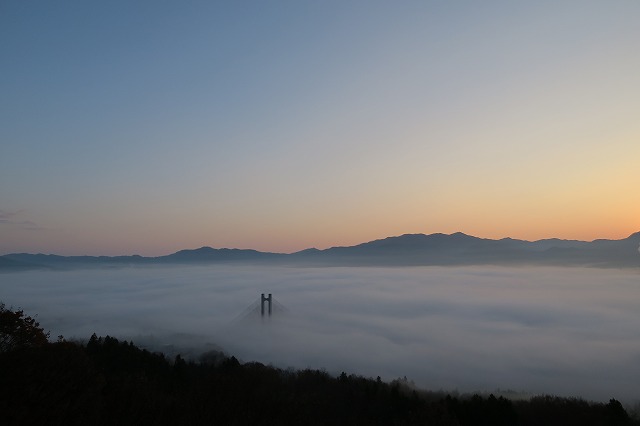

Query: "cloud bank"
<box><xmin>2</xmin><ymin>265</ymin><xmax>639</xmax><ymax>402</ymax></box>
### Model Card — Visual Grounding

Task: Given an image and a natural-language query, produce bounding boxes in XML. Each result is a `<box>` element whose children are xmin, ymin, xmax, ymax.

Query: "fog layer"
<box><xmin>2</xmin><ymin>265</ymin><xmax>639</xmax><ymax>402</ymax></box>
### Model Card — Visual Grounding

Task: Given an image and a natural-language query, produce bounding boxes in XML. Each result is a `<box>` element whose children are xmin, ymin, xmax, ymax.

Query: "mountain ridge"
<box><xmin>2</xmin><ymin>232</ymin><xmax>639</xmax><ymax>270</ymax></box>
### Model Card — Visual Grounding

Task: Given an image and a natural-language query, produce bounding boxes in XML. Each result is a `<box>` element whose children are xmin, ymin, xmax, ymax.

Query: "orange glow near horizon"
<box><xmin>2</xmin><ymin>3</ymin><xmax>639</xmax><ymax>257</ymax></box>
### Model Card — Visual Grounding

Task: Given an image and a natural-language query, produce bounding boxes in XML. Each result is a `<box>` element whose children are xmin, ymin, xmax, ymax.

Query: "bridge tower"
<box><xmin>261</xmin><ymin>293</ymin><xmax>272</xmax><ymax>317</ymax></box>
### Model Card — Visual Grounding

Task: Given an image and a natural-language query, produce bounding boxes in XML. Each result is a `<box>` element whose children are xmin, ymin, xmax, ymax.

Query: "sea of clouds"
<box><xmin>2</xmin><ymin>265</ymin><xmax>639</xmax><ymax>403</ymax></box>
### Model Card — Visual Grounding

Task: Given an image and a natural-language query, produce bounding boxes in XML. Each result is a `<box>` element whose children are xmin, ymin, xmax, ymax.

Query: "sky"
<box><xmin>2</xmin><ymin>1</ymin><xmax>639</xmax><ymax>256</ymax></box>
<box><xmin>3</xmin><ymin>265</ymin><xmax>640</xmax><ymax>402</ymax></box>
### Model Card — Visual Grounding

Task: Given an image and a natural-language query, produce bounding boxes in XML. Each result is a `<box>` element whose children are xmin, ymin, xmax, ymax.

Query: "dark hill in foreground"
<box><xmin>1</xmin><ymin>303</ymin><xmax>636</xmax><ymax>425</ymax></box>
<box><xmin>1</xmin><ymin>335</ymin><xmax>636</xmax><ymax>426</ymax></box>
<box><xmin>2</xmin><ymin>232</ymin><xmax>639</xmax><ymax>270</ymax></box>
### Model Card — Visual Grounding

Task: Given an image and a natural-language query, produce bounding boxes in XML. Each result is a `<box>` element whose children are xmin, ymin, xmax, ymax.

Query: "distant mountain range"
<box><xmin>2</xmin><ymin>232</ymin><xmax>639</xmax><ymax>271</ymax></box>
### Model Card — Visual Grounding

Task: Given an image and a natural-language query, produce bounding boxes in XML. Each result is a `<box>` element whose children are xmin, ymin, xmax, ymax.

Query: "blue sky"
<box><xmin>2</xmin><ymin>1</ymin><xmax>639</xmax><ymax>255</ymax></box>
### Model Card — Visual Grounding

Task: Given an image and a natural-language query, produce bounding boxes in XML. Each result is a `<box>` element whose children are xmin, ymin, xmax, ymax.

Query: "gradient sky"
<box><xmin>2</xmin><ymin>1</ymin><xmax>639</xmax><ymax>256</ymax></box>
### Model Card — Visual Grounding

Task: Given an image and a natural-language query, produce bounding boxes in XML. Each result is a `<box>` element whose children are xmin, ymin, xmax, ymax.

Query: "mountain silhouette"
<box><xmin>161</xmin><ymin>247</ymin><xmax>285</xmax><ymax>263</ymax></box>
<box><xmin>2</xmin><ymin>232</ymin><xmax>639</xmax><ymax>270</ymax></box>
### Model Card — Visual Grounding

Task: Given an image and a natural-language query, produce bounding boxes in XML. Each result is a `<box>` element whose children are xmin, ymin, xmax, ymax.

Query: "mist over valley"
<box><xmin>3</xmin><ymin>262</ymin><xmax>639</xmax><ymax>404</ymax></box>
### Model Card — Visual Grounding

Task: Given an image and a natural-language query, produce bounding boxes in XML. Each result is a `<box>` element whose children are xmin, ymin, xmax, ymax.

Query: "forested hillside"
<box><xmin>1</xmin><ymin>303</ymin><xmax>636</xmax><ymax>425</ymax></box>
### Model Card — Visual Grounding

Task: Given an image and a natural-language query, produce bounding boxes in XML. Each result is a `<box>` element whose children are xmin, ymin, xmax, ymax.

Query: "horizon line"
<box><xmin>3</xmin><ymin>230</ymin><xmax>639</xmax><ymax>258</ymax></box>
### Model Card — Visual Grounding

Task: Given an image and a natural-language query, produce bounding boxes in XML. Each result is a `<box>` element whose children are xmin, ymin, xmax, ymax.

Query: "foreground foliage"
<box><xmin>0</xmin><ymin>302</ymin><xmax>49</xmax><ymax>353</ymax></box>
<box><xmin>0</xmin><ymin>305</ymin><xmax>637</xmax><ymax>425</ymax></box>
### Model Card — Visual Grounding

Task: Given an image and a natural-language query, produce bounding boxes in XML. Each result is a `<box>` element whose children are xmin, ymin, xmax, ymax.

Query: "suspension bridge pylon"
<box><xmin>261</xmin><ymin>293</ymin><xmax>272</xmax><ymax>317</ymax></box>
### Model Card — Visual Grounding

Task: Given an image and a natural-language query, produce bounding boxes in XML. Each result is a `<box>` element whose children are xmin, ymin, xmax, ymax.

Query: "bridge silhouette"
<box><xmin>232</xmin><ymin>293</ymin><xmax>288</xmax><ymax>323</ymax></box>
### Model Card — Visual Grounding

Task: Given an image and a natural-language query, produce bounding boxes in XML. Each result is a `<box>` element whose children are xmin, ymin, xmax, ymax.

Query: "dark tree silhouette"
<box><xmin>0</xmin><ymin>302</ymin><xmax>50</xmax><ymax>352</ymax></box>
<box><xmin>1</xmin><ymin>304</ymin><xmax>638</xmax><ymax>425</ymax></box>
